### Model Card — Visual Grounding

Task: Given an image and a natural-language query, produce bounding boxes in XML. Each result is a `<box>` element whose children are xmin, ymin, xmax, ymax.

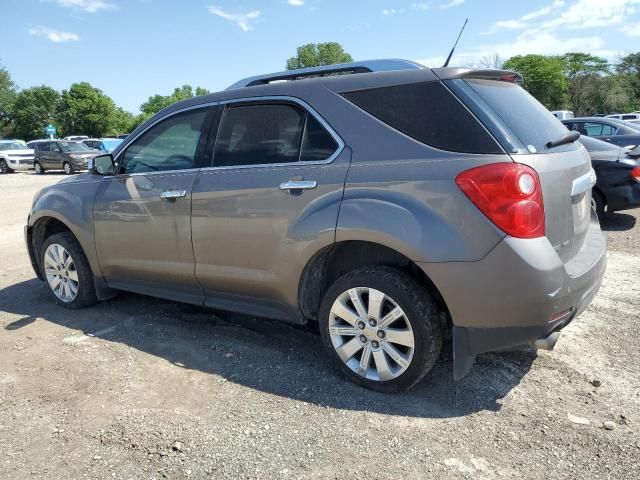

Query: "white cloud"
<box><xmin>441</xmin><ymin>0</ymin><xmax>464</xmax><ymax>8</ymax></box>
<box><xmin>622</xmin><ymin>23</ymin><xmax>640</xmax><ymax>36</ymax></box>
<box><xmin>541</xmin><ymin>0</ymin><xmax>640</xmax><ymax>29</ymax></box>
<box><xmin>51</xmin><ymin>0</ymin><xmax>117</xmax><ymax>13</ymax></box>
<box><xmin>382</xmin><ymin>8</ymin><xmax>406</xmax><ymax>16</ymax></box>
<box><xmin>29</xmin><ymin>25</ymin><xmax>80</xmax><ymax>42</ymax></box>
<box><xmin>288</xmin><ymin>0</ymin><xmax>304</xmax><ymax>5</ymax></box>
<box><xmin>207</xmin><ymin>5</ymin><xmax>261</xmax><ymax>32</ymax></box>
<box><xmin>521</xmin><ymin>0</ymin><xmax>565</xmax><ymax>21</ymax></box>
<box><xmin>383</xmin><ymin>3</ymin><xmax>430</xmax><ymax>16</ymax></box>
<box><xmin>418</xmin><ymin>29</ymin><xmax>605</xmax><ymax>67</ymax></box>
<box><xmin>486</xmin><ymin>0</ymin><xmax>564</xmax><ymax>33</ymax></box>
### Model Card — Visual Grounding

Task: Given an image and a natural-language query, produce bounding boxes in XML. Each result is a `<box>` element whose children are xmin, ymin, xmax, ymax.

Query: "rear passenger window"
<box><xmin>213</xmin><ymin>103</ymin><xmax>339</xmax><ymax>167</ymax></box>
<box><xmin>342</xmin><ymin>81</ymin><xmax>501</xmax><ymax>154</ymax></box>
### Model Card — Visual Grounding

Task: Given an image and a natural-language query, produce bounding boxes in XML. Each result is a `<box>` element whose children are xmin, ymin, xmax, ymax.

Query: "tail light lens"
<box><xmin>631</xmin><ymin>166</ymin><xmax>640</xmax><ymax>183</ymax></box>
<box><xmin>456</xmin><ymin>163</ymin><xmax>545</xmax><ymax>239</ymax></box>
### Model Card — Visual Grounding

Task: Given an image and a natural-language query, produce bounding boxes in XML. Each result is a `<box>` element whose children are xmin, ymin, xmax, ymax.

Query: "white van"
<box><xmin>606</xmin><ymin>113</ymin><xmax>640</xmax><ymax>120</ymax></box>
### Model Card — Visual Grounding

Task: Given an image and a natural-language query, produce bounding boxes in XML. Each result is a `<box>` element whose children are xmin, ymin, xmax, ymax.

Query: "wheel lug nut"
<box><xmin>357</xmin><ymin>321</ymin><xmax>366</xmax><ymax>330</ymax></box>
<box><xmin>372</xmin><ymin>341</ymin><xmax>380</xmax><ymax>349</ymax></box>
<box><xmin>368</xmin><ymin>319</ymin><xmax>377</xmax><ymax>327</ymax></box>
<box><xmin>377</xmin><ymin>331</ymin><xmax>385</xmax><ymax>339</ymax></box>
<box><xmin>359</xmin><ymin>335</ymin><xmax>367</xmax><ymax>343</ymax></box>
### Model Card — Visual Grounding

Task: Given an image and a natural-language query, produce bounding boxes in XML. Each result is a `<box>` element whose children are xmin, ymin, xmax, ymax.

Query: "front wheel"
<box><xmin>319</xmin><ymin>267</ymin><xmax>443</xmax><ymax>393</ymax></box>
<box><xmin>0</xmin><ymin>159</ymin><xmax>12</xmax><ymax>174</ymax></box>
<box><xmin>41</xmin><ymin>232</ymin><xmax>98</xmax><ymax>308</ymax></box>
<box><xmin>34</xmin><ymin>162</ymin><xmax>45</xmax><ymax>175</ymax></box>
<box><xmin>63</xmin><ymin>162</ymin><xmax>73</xmax><ymax>175</ymax></box>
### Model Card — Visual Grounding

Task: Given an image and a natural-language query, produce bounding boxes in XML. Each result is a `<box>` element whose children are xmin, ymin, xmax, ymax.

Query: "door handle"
<box><xmin>279</xmin><ymin>180</ymin><xmax>317</xmax><ymax>192</ymax></box>
<box><xmin>160</xmin><ymin>190</ymin><xmax>187</xmax><ymax>200</ymax></box>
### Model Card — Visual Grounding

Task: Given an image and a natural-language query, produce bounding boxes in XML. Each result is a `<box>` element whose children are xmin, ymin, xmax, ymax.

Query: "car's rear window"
<box><xmin>457</xmin><ymin>78</ymin><xmax>577</xmax><ymax>154</ymax></box>
<box><xmin>342</xmin><ymin>81</ymin><xmax>502</xmax><ymax>154</ymax></box>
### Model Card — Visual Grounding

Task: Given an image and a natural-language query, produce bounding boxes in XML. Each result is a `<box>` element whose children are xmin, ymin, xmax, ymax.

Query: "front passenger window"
<box><xmin>121</xmin><ymin>109</ymin><xmax>208</xmax><ymax>174</ymax></box>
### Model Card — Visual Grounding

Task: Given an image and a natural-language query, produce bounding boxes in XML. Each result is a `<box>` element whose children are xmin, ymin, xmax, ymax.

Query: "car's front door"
<box><xmin>191</xmin><ymin>100</ymin><xmax>350</xmax><ymax>319</ymax></box>
<box><xmin>93</xmin><ymin>106</ymin><xmax>216</xmax><ymax>304</ymax></box>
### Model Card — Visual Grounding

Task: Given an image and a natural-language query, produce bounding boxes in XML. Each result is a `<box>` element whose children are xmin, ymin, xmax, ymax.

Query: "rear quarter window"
<box><xmin>342</xmin><ymin>81</ymin><xmax>502</xmax><ymax>154</ymax></box>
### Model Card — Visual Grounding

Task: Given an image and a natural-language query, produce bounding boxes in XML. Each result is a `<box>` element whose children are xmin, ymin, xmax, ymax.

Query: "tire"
<box><xmin>319</xmin><ymin>267</ymin><xmax>443</xmax><ymax>393</ymax></box>
<box><xmin>0</xmin><ymin>159</ymin><xmax>12</xmax><ymax>174</ymax></box>
<box><xmin>63</xmin><ymin>162</ymin><xmax>73</xmax><ymax>175</ymax></box>
<box><xmin>41</xmin><ymin>232</ymin><xmax>98</xmax><ymax>309</ymax></box>
<box><xmin>592</xmin><ymin>190</ymin><xmax>605</xmax><ymax>218</ymax></box>
<box><xmin>34</xmin><ymin>162</ymin><xmax>45</xmax><ymax>175</ymax></box>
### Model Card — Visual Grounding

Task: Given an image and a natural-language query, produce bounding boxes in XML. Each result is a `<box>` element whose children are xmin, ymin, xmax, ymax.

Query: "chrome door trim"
<box><xmin>279</xmin><ymin>180</ymin><xmax>317</xmax><ymax>191</ymax></box>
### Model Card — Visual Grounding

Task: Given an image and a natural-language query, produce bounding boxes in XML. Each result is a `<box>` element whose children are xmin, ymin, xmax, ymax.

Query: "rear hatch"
<box><xmin>444</xmin><ymin>74</ymin><xmax>594</xmax><ymax>264</ymax></box>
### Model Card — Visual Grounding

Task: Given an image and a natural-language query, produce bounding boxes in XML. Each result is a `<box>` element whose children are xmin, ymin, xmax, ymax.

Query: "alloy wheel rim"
<box><xmin>328</xmin><ymin>287</ymin><xmax>415</xmax><ymax>381</ymax></box>
<box><xmin>35</xmin><ymin>163</ymin><xmax>41</xmax><ymax>173</ymax></box>
<box><xmin>44</xmin><ymin>244</ymin><xmax>79</xmax><ymax>303</ymax></box>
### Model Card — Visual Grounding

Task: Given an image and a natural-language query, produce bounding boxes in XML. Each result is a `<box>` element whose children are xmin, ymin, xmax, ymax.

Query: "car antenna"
<box><xmin>442</xmin><ymin>18</ymin><xmax>469</xmax><ymax>67</ymax></box>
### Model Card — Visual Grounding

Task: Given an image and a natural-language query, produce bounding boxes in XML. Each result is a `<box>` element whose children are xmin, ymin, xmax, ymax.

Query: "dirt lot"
<box><xmin>0</xmin><ymin>172</ymin><xmax>639</xmax><ymax>480</ymax></box>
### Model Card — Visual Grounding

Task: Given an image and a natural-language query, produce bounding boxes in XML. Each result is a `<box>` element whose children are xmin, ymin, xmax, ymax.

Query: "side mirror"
<box><xmin>89</xmin><ymin>154</ymin><xmax>115</xmax><ymax>176</ymax></box>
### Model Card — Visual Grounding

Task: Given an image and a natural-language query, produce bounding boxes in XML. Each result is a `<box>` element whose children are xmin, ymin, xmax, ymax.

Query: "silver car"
<box><xmin>25</xmin><ymin>60</ymin><xmax>606</xmax><ymax>392</ymax></box>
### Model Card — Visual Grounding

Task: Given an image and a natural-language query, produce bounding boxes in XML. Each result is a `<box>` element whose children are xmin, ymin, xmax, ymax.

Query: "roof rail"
<box><xmin>226</xmin><ymin>59</ymin><xmax>426</xmax><ymax>90</ymax></box>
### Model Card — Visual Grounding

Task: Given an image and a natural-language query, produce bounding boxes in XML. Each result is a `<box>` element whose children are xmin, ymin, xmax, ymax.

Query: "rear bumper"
<box><xmin>604</xmin><ymin>182</ymin><xmax>640</xmax><ymax>212</ymax></box>
<box><xmin>419</xmin><ymin>215</ymin><xmax>606</xmax><ymax>379</ymax></box>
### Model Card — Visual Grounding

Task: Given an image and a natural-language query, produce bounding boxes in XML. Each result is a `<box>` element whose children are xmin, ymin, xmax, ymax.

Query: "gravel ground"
<box><xmin>0</xmin><ymin>172</ymin><xmax>639</xmax><ymax>480</ymax></box>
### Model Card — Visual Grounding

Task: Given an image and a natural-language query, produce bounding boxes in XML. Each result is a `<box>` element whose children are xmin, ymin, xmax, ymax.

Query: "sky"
<box><xmin>1</xmin><ymin>0</ymin><xmax>639</xmax><ymax>114</ymax></box>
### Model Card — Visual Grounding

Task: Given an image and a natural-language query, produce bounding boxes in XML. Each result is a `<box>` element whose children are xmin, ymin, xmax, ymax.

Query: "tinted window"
<box><xmin>214</xmin><ymin>104</ymin><xmax>306</xmax><ymax>167</ymax></box>
<box><xmin>122</xmin><ymin>109</ymin><xmax>208</xmax><ymax>174</ymax></box>
<box><xmin>301</xmin><ymin>115</ymin><xmax>338</xmax><ymax>161</ymax></box>
<box><xmin>458</xmin><ymin>79</ymin><xmax>577</xmax><ymax>154</ymax></box>
<box><xmin>582</xmin><ymin>122</ymin><xmax>616</xmax><ymax>136</ymax></box>
<box><xmin>342</xmin><ymin>81</ymin><xmax>501</xmax><ymax>154</ymax></box>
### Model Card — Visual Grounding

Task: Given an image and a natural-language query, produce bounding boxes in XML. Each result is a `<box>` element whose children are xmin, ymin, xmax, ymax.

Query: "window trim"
<box><xmin>114</xmin><ymin>104</ymin><xmax>217</xmax><ymax>177</ymax></box>
<box><xmin>205</xmin><ymin>96</ymin><xmax>344</xmax><ymax>172</ymax></box>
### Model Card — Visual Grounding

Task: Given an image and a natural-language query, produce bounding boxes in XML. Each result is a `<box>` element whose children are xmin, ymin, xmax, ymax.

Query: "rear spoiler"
<box><xmin>431</xmin><ymin>67</ymin><xmax>523</xmax><ymax>84</ymax></box>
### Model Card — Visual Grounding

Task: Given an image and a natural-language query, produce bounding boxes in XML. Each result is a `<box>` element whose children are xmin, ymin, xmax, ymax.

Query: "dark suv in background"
<box><xmin>33</xmin><ymin>140</ymin><xmax>100</xmax><ymax>175</ymax></box>
<box><xmin>25</xmin><ymin>60</ymin><xmax>606</xmax><ymax>392</ymax></box>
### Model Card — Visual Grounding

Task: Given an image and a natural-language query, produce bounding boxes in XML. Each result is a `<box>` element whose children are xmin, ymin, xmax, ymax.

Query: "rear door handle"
<box><xmin>279</xmin><ymin>180</ymin><xmax>317</xmax><ymax>192</ymax></box>
<box><xmin>160</xmin><ymin>190</ymin><xmax>187</xmax><ymax>200</ymax></box>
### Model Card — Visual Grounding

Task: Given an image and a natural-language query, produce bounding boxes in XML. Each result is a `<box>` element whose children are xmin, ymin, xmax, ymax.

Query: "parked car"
<box><xmin>579</xmin><ymin>136</ymin><xmax>640</xmax><ymax>216</ymax></box>
<box><xmin>606</xmin><ymin>113</ymin><xmax>640</xmax><ymax>121</ymax></box>
<box><xmin>0</xmin><ymin>140</ymin><xmax>35</xmax><ymax>173</ymax></box>
<box><xmin>83</xmin><ymin>138</ymin><xmax>123</xmax><ymax>153</ymax></box>
<box><xmin>562</xmin><ymin>117</ymin><xmax>640</xmax><ymax>148</ymax></box>
<box><xmin>25</xmin><ymin>60</ymin><xmax>606</xmax><ymax>392</ymax></box>
<box><xmin>63</xmin><ymin>135</ymin><xmax>89</xmax><ymax>141</ymax></box>
<box><xmin>551</xmin><ymin>110</ymin><xmax>574</xmax><ymax>120</ymax></box>
<box><xmin>33</xmin><ymin>140</ymin><xmax>100</xmax><ymax>174</ymax></box>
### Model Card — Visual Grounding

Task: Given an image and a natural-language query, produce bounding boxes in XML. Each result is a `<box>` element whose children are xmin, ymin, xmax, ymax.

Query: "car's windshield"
<box><xmin>59</xmin><ymin>141</ymin><xmax>88</xmax><ymax>152</ymax></box>
<box><xmin>0</xmin><ymin>141</ymin><xmax>26</xmax><ymax>151</ymax></box>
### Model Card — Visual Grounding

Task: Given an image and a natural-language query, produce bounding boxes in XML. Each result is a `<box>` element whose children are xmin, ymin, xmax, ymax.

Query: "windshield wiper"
<box><xmin>545</xmin><ymin>131</ymin><xmax>580</xmax><ymax>149</ymax></box>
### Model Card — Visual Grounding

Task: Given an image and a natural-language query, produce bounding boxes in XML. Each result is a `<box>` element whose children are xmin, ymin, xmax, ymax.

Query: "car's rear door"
<box><xmin>93</xmin><ymin>105</ymin><xmax>217</xmax><ymax>304</ymax></box>
<box><xmin>191</xmin><ymin>99</ymin><xmax>350</xmax><ymax>319</ymax></box>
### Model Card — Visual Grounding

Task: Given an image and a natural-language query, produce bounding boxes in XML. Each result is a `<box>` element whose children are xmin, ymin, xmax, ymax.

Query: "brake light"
<box><xmin>631</xmin><ymin>166</ymin><xmax>640</xmax><ymax>183</ymax></box>
<box><xmin>456</xmin><ymin>163</ymin><xmax>545</xmax><ymax>239</ymax></box>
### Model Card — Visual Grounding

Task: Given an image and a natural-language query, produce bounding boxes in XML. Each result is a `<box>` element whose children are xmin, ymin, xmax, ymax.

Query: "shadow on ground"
<box><xmin>600</xmin><ymin>212</ymin><xmax>636</xmax><ymax>231</ymax></box>
<box><xmin>0</xmin><ymin>278</ymin><xmax>535</xmax><ymax>419</ymax></box>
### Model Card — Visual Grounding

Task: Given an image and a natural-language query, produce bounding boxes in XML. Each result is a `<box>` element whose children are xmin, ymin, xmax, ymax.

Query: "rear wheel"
<box><xmin>592</xmin><ymin>190</ymin><xmax>605</xmax><ymax>218</ymax></box>
<box><xmin>319</xmin><ymin>267</ymin><xmax>443</xmax><ymax>392</ymax></box>
<box><xmin>0</xmin><ymin>159</ymin><xmax>12</xmax><ymax>174</ymax></box>
<box><xmin>34</xmin><ymin>162</ymin><xmax>45</xmax><ymax>175</ymax></box>
<box><xmin>41</xmin><ymin>232</ymin><xmax>97</xmax><ymax>308</ymax></box>
<box><xmin>63</xmin><ymin>162</ymin><xmax>73</xmax><ymax>175</ymax></box>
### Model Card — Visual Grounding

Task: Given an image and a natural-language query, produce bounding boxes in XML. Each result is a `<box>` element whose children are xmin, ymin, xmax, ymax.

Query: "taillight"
<box><xmin>455</xmin><ymin>163</ymin><xmax>545</xmax><ymax>239</ymax></box>
<box><xmin>631</xmin><ymin>166</ymin><xmax>640</xmax><ymax>183</ymax></box>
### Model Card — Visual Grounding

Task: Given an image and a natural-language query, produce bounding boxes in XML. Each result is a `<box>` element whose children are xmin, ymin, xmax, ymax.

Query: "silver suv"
<box><xmin>25</xmin><ymin>60</ymin><xmax>606</xmax><ymax>392</ymax></box>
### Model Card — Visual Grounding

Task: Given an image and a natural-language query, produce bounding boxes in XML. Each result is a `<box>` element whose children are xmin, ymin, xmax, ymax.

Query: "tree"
<box><xmin>108</xmin><ymin>107</ymin><xmax>134</xmax><ymax>135</ymax></box>
<box><xmin>0</xmin><ymin>62</ymin><xmax>18</xmax><ymax>137</ymax></box>
<box><xmin>286</xmin><ymin>42</ymin><xmax>353</xmax><ymax>70</ymax></box>
<box><xmin>477</xmin><ymin>53</ymin><xmax>503</xmax><ymax>70</ymax></box>
<box><xmin>57</xmin><ymin>82</ymin><xmax>117</xmax><ymax>137</ymax></box>
<box><xmin>503</xmin><ymin>54</ymin><xmax>568</xmax><ymax>109</ymax></box>
<box><xmin>11</xmin><ymin>86</ymin><xmax>60</xmax><ymax>140</ymax></box>
<box><xmin>615</xmin><ymin>53</ymin><xmax>640</xmax><ymax>110</ymax></box>
<box><xmin>562</xmin><ymin>52</ymin><xmax>609</xmax><ymax>79</ymax></box>
<box><xmin>140</xmin><ymin>84</ymin><xmax>210</xmax><ymax>117</ymax></box>
<box><xmin>560</xmin><ymin>53</ymin><xmax>610</xmax><ymax>115</ymax></box>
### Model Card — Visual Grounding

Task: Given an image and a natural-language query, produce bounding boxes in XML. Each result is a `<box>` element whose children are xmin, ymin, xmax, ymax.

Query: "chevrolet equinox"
<box><xmin>25</xmin><ymin>60</ymin><xmax>606</xmax><ymax>392</ymax></box>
